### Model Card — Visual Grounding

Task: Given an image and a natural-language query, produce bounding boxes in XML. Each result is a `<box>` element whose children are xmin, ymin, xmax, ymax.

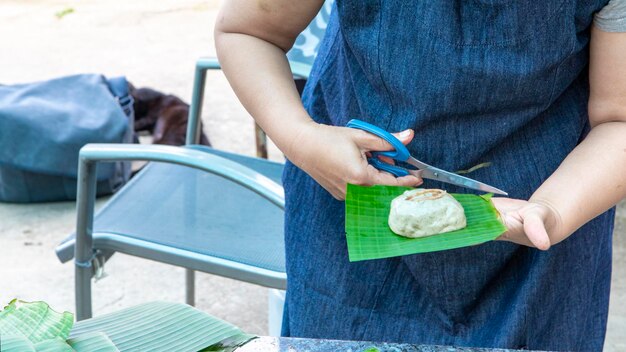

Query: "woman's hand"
<box><xmin>492</xmin><ymin>197</ymin><xmax>564</xmax><ymax>250</ymax></box>
<box><xmin>285</xmin><ymin>121</ymin><xmax>423</xmax><ymax>200</ymax></box>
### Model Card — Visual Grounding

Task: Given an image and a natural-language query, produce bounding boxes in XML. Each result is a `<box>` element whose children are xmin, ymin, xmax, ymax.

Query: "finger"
<box><xmin>391</xmin><ymin>129</ymin><xmax>414</xmax><ymax>145</ymax></box>
<box><xmin>326</xmin><ymin>179</ymin><xmax>347</xmax><ymax>201</ymax></box>
<box><xmin>495</xmin><ymin>233</ymin><xmax>535</xmax><ymax>247</ymax></box>
<box><xmin>313</xmin><ymin>172</ymin><xmax>345</xmax><ymax>200</ymax></box>
<box><xmin>325</xmin><ymin>182</ymin><xmax>345</xmax><ymax>200</ymax></box>
<box><xmin>494</xmin><ymin>211</ymin><xmax>534</xmax><ymax>247</ymax></box>
<box><xmin>378</xmin><ymin>155</ymin><xmax>396</xmax><ymax>165</ymax></box>
<box><xmin>366</xmin><ymin>165</ymin><xmax>422</xmax><ymax>187</ymax></box>
<box><xmin>406</xmin><ymin>168</ymin><xmax>423</xmax><ymax>179</ymax></box>
<box><xmin>396</xmin><ymin>175</ymin><xmax>423</xmax><ymax>187</ymax></box>
<box><xmin>352</xmin><ymin>129</ymin><xmax>413</xmax><ymax>151</ymax></box>
<box><xmin>335</xmin><ymin>182</ymin><xmax>348</xmax><ymax>200</ymax></box>
<box><xmin>325</xmin><ymin>181</ymin><xmax>343</xmax><ymax>200</ymax></box>
<box><xmin>523</xmin><ymin>211</ymin><xmax>551</xmax><ymax>250</ymax></box>
<box><xmin>332</xmin><ymin>190</ymin><xmax>345</xmax><ymax>201</ymax></box>
<box><xmin>352</xmin><ymin>129</ymin><xmax>393</xmax><ymax>151</ymax></box>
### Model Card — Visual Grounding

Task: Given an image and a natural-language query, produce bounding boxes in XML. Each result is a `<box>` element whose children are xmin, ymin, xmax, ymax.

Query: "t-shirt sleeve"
<box><xmin>594</xmin><ymin>0</ymin><xmax>626</xmax><ymax>32</ymax></box>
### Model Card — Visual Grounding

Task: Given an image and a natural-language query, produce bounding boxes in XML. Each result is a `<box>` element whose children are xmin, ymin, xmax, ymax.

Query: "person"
<box><xmin>214</xmin><ymin>1</ymin><xmax>626</xmax><ymax>350</ymax></box>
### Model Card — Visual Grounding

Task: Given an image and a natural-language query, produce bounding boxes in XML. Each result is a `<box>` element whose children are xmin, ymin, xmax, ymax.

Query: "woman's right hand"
<box><xmin>216</xmin><ymin>1</ymin><xmax>419</xmax><ymax>200</ymax></box>
<box><xmin>284</xmin><ymin>121</ymin><xmax>423</xmax><ymax>200</ymax></box>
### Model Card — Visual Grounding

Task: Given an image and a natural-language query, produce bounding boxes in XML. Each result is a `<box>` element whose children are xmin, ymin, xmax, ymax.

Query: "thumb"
<box><xmin>522</xmin><ymin>209</ymin><xmax>551</xmax><ymax>250</ymax></box>
<box><xmin>391</xmin><ymin>129</ymin><xmax>414</xmax><ymax>145</ymax></box>
<box><xmin>377</xmin><ymin>129</ymin><xmax>414</xmax><ymax>165</ymax></box>
<box><xmin>353</xmin><ymin>128</ymin><xmax>414</xmax><ymax>151</ymax></box>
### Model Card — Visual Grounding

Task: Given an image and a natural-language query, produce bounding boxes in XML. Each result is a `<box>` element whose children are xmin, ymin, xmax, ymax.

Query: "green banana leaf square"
<box><xmin>345</xmin><ymin>184</ymin><xmax>507</xmax><ymax>261</ymax></box>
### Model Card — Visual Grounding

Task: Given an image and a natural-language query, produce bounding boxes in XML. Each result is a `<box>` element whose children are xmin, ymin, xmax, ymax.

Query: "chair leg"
<box><xmin>186</xmin><ymin>269</ymin><xmax>195</xmax><ymax>306</ymax></box>
<box><xmin>76</xmin><ymin>264</ymin><xmax>93</xmax><ymax>320</ymax></box>
<box><xmin>75</xmin><ymin>159</ymin><xmax>97</xmax><ymax>321</ymax></box>
<box><xmin>255</xmin><ymin>124</ymin><xmax>268</xmax><ymax>159</ymax></box>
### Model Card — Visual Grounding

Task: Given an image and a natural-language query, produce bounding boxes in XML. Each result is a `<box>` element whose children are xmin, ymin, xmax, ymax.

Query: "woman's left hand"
<box><xmin>491</xmin><ymin>197</ymin><xmax>563</xmax><ymax>250</ymax></box>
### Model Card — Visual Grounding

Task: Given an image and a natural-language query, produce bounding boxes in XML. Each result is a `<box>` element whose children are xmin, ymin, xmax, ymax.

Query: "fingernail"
<box><xmin>398</xmin><ymin>129</ymin><xmax>411</xmax><ymax>138</ymax></box>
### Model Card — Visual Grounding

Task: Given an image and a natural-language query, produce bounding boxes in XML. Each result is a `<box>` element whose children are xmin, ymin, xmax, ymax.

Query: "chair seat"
<box><xmin>57</xmin><ymin>146</ymin><xmax>286</xmax><ymax>279</ymax></box>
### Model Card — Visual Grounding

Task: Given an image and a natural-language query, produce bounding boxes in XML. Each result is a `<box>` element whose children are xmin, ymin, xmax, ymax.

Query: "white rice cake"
<box><xmin>388</xmin><ymin>189</ymin><xmax>467</xmax><ymax>238</ymax></box>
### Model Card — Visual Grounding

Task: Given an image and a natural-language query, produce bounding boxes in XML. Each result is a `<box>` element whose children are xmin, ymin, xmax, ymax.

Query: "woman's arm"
<box><xmin>495</xmin><ymin>25</ymin><xmax>626</xmax><ymax>249</ymax></box>
<box><xmin>215</xmin><ymin>0</ymin><xmax>323</xmax><ymax>150</ymax></box>
<box><xmin>215</xmin><ymin>1</ymin><xmax>421</xmax><ymax>199</ymax></box>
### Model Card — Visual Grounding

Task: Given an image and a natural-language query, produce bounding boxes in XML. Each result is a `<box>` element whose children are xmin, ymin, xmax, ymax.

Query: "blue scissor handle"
<box><xmin>346</xmin><ymin>119</ymin><xmax>410</xmax><ymax>161</ymax></box>
<box><xmin>368</xmin><ymin>158</ymin><xmax>410</xmax><ymax>177</ymax></box>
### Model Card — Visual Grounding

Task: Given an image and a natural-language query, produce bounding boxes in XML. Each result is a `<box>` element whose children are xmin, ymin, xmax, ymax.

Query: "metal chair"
<box><xmin>55</xmin><ymin>1</ymin><xmax>334</xmax><ymax>321</ymax></box>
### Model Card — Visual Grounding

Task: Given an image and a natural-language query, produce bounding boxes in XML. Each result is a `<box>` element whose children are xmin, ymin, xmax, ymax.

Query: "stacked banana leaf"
<box><xmin>0</xmin><ymin>300</ymin><xmax>254</xmax><ymax>352</ymax></box>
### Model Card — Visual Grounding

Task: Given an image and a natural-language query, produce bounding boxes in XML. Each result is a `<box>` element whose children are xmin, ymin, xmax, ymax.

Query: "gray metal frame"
<box><xmin>74</xmin><ymin>144</ymin><xmax>286</xmax><ymax>320</ymax></box>
<box><xmin>181</xmin><ymin>57</ymin><xmax>311</xmax><ymax>307</ymax></box>
<box><xmin>185</xmin><ymin>58</ymin><xmax>312</xmax><ymax>154</ymax></box>
<box><xmin>74</xmin><ymin>57</ymin><xmax>311</xmax><ymax>321</ymax></box>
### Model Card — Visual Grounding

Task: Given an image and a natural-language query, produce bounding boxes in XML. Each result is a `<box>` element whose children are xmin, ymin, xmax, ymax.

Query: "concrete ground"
<box><xmin>0</xmin><ymin>1</ymin><xmax>624</xmax><ymax>350</ymax></box>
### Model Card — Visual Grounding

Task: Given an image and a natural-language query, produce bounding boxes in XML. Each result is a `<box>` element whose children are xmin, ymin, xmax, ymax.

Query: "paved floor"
<box><xmin>0</xmin><ymin>1</ymin><xmax>624</xmax><ymax>350</ymax></box>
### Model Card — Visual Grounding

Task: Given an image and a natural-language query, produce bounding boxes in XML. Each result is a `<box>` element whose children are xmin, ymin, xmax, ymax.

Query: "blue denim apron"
<box><xmin>282</xmin><ymin>1</ymin><xmax>615</xmax><ymax>350</ymax></box>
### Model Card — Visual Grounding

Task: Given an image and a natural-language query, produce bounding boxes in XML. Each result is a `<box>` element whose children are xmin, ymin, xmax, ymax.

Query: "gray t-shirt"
<box><xmin>594</xmin><ymin>0</ymin><xmax>626</xmax><ymax>32</ymax></box>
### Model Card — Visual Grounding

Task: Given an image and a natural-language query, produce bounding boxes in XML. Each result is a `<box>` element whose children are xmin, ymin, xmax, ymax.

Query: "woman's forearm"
<box><xmin>530</xmin><ymin>121</ymin><xmax>626</xmax><ymax>242</ymax></box>
<box><xmin>214</xmin><ymin>1</ymin><xmax>322</xmax><ymax>158</ymax></box>
<box><xmin>532</xmin><ymin>27</ymin><xmax>626</xmax><ymax>244</ymax></box>
<box><xmin>216</xmin><ymin>32</ymin><xmax>312</xmax><ymax>154</ymax></box>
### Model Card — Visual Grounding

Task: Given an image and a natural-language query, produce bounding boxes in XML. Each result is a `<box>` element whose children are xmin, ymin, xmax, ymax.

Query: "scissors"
<box><xmin>346</xmin><ymin>119</ymin><xmax>508</xmax><ymax>196</ymax></box>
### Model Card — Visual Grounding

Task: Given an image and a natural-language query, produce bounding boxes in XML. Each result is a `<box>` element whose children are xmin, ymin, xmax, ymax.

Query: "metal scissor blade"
<box><xmin>420</xmin><ymin>166</ymin><xmax>508</xmax><ymax>196</ymax></box>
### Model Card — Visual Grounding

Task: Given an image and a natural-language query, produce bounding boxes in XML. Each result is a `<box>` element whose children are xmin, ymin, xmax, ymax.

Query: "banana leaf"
<box><xmin>0</xmin><ymin>299</ymin><xmax>73</xmax><ymax>344</ymax></box>
<box><xmin>345</xmin><ymin>184</ymin><xmax>506</xmax><ymax>261</ymax></box>
<box><xmin>1</xmin><ymin>335</ymin><xmax>120</xmax><ymax>352</ymax></box>
<box><xmin>0</xmin><ymin>335</ymin><xmax>36</xmax><ymax>352</ymax></box>
<box><xmin>0</xmin><ymin>300</ymin><xmax>82</xmax><ymax>352</ymax></box>
<box><xmin>71</xmin><ymin>301</ymin><xmax>255</xmax><ymax>352</ymax></box>
<box><xmin>1</xmin><ymin>299</ymin><xmax>253</xmax><ymax>351</ymax></box>
<box><xmin>33</xmin><ymin>338</ymin><xmax>76</xmax><ymax>352</ymax></box>
<box><xmin>67</xmin><ymin>332</ymin><xmax>119</xmax><ymax>352</ymax></box>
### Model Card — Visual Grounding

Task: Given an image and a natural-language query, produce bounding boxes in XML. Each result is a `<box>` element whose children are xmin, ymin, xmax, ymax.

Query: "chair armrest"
<box><xmin>79</xmin><ymin>144</ymin><xmax>284</xmax><ymax>207</ymax></box>
<box><xmin>193</xmin><ymin>56</ymin><xmax>311</xmax><ymax>79</ymax></box>
<box><xmin>195</xmin><ymin>57</ymin><xmax>221</xmax><ymax>70</ymax></box>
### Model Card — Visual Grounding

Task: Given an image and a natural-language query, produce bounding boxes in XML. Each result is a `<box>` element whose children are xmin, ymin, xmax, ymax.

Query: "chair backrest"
<box><xmin>286</xmin><ymin>0</ymin><xmax>334</xmax><ymax>78</ymax></box>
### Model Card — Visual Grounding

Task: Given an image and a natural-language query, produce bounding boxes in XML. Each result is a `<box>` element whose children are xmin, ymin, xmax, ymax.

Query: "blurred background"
<box><xmin>0</xmin><ymin>1</ymin><xmax>623</xmax><ymax>351</ymax></box>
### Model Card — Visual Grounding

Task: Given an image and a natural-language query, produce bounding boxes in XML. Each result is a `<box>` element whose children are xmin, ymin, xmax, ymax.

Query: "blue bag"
<box><xmin>0</xmin><ymin>74</ymin><xmax>134</xmax><ymax>203</ymax></box>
